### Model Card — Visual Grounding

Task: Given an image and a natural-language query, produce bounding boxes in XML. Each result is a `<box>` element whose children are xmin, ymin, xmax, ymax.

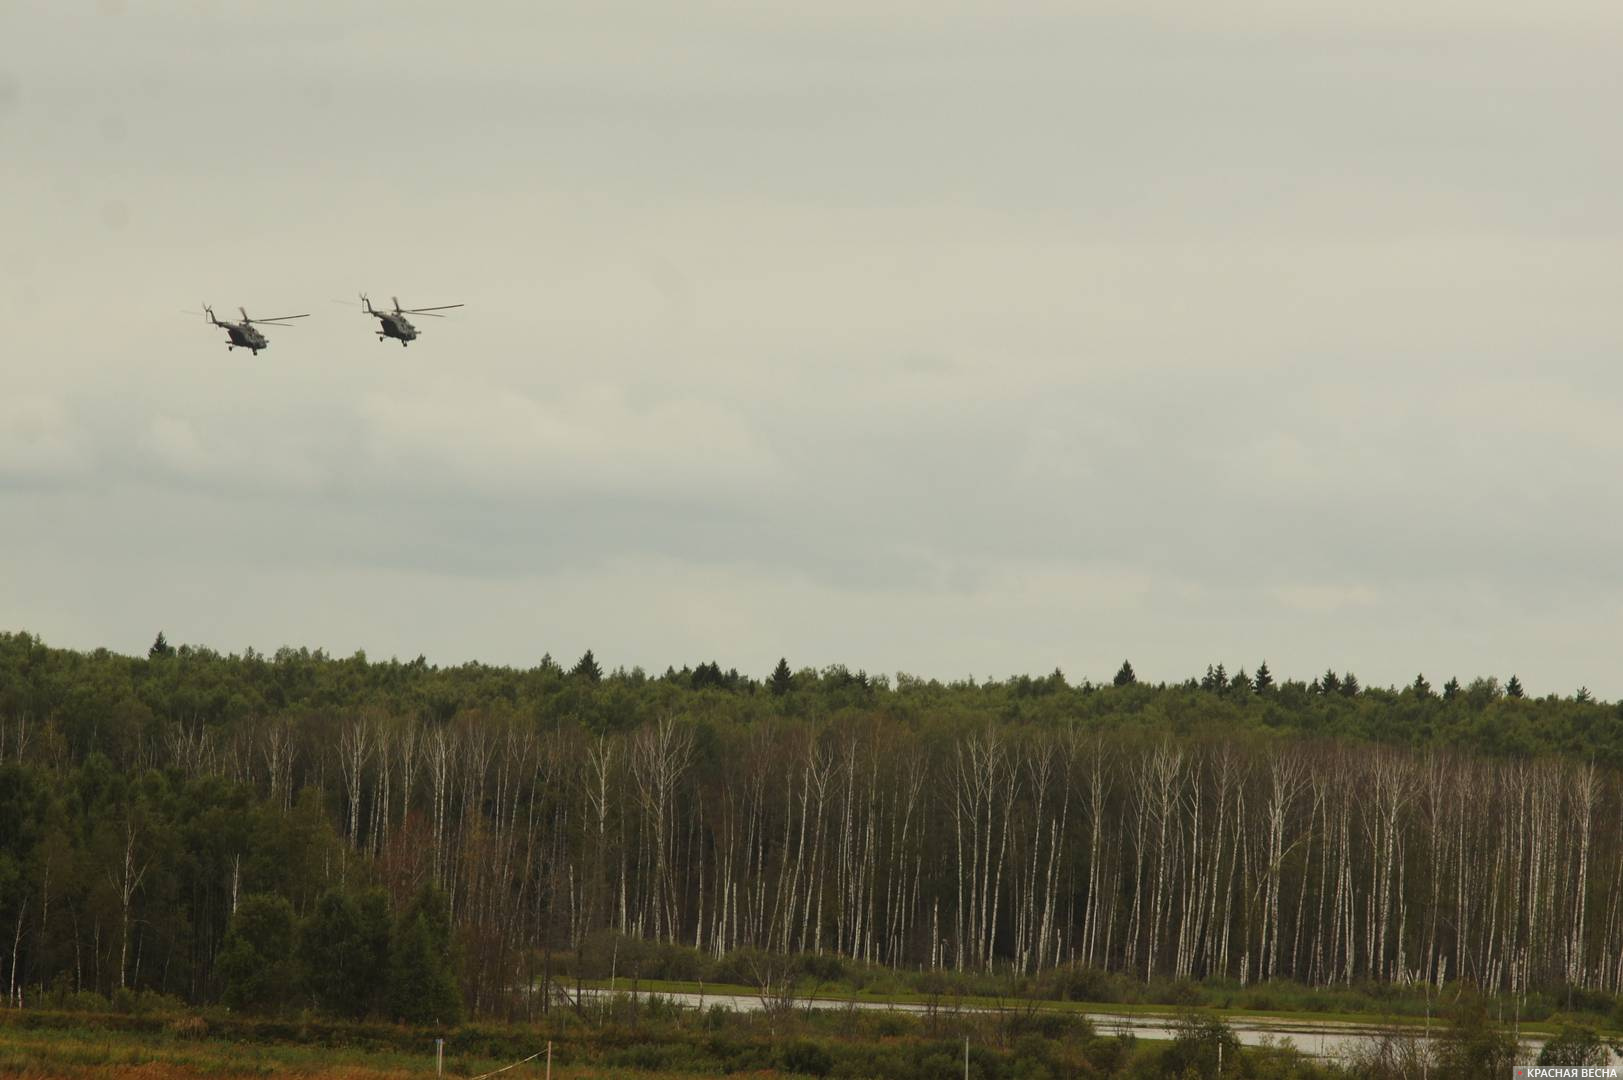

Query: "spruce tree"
<box><xmin>1319</xmin><ymin>669</ymin><xmax>1341</xmax><ymax>695</ymax></box>
<box><xmin>1443</xmin><ymin>676</ymin><xmax>1461</xmax><ymax>701</ymax></box>
<box><xmin>218</xmin><ymin>894</ymin><xmax>296</xmax><ymax>1012</ymax></box>
<box><xmin>1506</xmin><ymin>674</ymin><xmax>1524</xmax><ymax>699</ymax></box>
<box><xmin>1412</xmin><ymin>673</ymin><xmax>1431</xmax><ymax>698</ymax></box>
<box><xmin>691</xmin><ymin>661</ymin><xmax>723</xmax><ymax>690</ymax></box>
<box><xmin>1340</xmin><ymin>672</ymin><xmax>1361</xmax><ymax>697</ymax></box>
<box><xmin>297</xmin><ymin>890</ymin><xmax>388</xmax><ymax>1019</ymax></box>
<box><xmin>1253</xmin><ymin>661</ymin><xmax>1273</xmax><ymax>693</ymax></box>
<box><xmin>149</xmin><ymin>631</ymin><xmax>174</xmax><ymax>658</ymax></box>
<box><xmin>769</xmin><ymin>658</ymin><xmax>793</xmax><ymax>697</ymax></box>
<box><xmin>571</xmin><ymin>649</ymin><xmax>602</xmax><ymax>683</ymax></box>
<box><xmin>1113</xmin><ymin>660</ymin><xmax>1137</xmax><ymax>687</ymax></box>
<box><xmin>389</xmin><ymin>884</ymin><xmax>462</xmax><ymax>1025</ymax></box>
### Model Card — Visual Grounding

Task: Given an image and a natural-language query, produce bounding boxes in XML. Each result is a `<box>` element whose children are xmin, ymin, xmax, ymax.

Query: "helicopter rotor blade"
<box><xmin>247</xmin><ymin>313</ymin><xmax>310</xmax><ymax>325</ymax></box>
<box><xmin>402</xmin><ymin>304</ymin><xmax>464</xmax><ymax>313</ymax></box>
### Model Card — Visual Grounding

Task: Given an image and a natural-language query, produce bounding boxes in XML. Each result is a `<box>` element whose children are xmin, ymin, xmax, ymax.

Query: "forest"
<box><xmin>1</xmin><ymin>629</ymin><xmax>1621</xmax><ymax>1024</ymax></box>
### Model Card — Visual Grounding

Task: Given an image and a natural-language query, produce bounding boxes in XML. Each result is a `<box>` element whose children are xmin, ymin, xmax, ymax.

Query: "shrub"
<box><xmin>782</xmin><ymin>1039</ymin><xmax>834</xmax><ymax>1076</ymax></box>
<box><xmin>168</xmin><ymin>1016</ymin><xmax>209</xmax><ymax>1039</ymax></box>
<box><xmin>1161</xmin><ymin>1009</ymin><xmax>1242</xmax><ymax>1079</ymax></box>
<box><xmin>1538</xmin><ymin>1025</ymin><xmax>1610</xmax><ymax>1066</ymax></box>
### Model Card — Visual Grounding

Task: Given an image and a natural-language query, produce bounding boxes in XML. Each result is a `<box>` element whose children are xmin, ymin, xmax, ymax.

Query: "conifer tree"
<box><xmin>571</xmin><ymin>649</ymin><xmax>602</xmax><ymax>683</ymax></box>
<box><xmin>1320</xmin><ymin>670</ymin><xmax>1341</xmax><ymax>695</ymax></box>
<box><xmin>389</xmin><ymin>884</ymin><xmax>462</xmax><ymax>1025</ymax></box>
<box><xmin>1113</xmin><ymin>659</ymin><xmax>1137</xmax><ymax>686</ymax></box>
<box><xmin>149</xmin><ymin>631</ymin><xmax>174</xmax><ymax>658</ymax></box>
<box><xmin>769</xmin><ymin>658</ymin><xmax>793</xmax><ymax>697</ymax></box>
<box><xmin>1506</xmin><ymin>674</ymin><xmax>1524</xmax><ymax>699</ymax></box>
<box><xmin>1340</xmin><ymin>672</ymin><xmax>1361</xmax><ymax>697</ymax></box>
<box><xmin>1443</xmin><ymin>676</ymin><xmax>1461</xmax><ymax>701</ymax></box>
<box><xmin>1412</xmin><ymin>673</ymin><xmax>1431</xmax><ymax>698</ymax></box>
<box><xmin>1253</xmin><ymin>661</ymin><xmax>1273</xmax><ymax>693</ymax></box>
<box><xmin>297</xmin><ymin>890</ymin><xmax>388</xmax><ymax>1019</ymax></box>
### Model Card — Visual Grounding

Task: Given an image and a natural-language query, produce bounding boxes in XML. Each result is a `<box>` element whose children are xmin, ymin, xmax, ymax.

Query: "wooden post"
<box><xmin>545</xmin><ymin>1041</ymin><xmax>552</xmax><ymax>1080</ymax></box>
<box><xmin>963</xmin><ymin>1034</ymin><xmax>969</xmax><ymax>1080</ymax></box>
<box><xmin>435</xmin><ymin>1037</ymin><xmax>444</xmax><ymax>1078</ymax></box>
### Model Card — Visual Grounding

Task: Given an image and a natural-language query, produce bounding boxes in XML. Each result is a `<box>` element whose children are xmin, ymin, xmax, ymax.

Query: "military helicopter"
<box><xmin>357</xmin><ymin>294</ymin><xmax>464</xmax><ymax>346</ymax></box>
<box><xmin>198</xmin><ymin>304</ymin><xmax>309</xmax><ymax>355</ymax></box>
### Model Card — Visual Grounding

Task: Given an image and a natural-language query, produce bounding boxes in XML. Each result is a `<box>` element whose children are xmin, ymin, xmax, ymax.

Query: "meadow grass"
<box><xmin>573</xmin><ymin>974</ymin><xmax>1621</xmax><ymax>1038</ymax></box>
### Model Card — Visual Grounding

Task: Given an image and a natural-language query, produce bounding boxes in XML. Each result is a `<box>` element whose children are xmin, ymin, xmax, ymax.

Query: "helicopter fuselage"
<box><xmin>375</xmin><ymin>312</ymin><xmax>418</xmax><ymax>343</ymax></box>
<box><xmin>223</xmin><ymin>323</ymin><xmax>267</xmax><ymax>352</ymax></box>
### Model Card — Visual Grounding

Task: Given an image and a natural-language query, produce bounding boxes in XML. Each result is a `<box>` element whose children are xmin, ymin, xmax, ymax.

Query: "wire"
<box><xmin>465</xmin><ymin>1048</ymin><xmax>545</xmax><ymax>1080</ymax></box>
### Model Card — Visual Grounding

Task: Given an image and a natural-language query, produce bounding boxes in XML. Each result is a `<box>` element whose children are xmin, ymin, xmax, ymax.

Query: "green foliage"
<box><xmin>571</xmin><ymin>649</ymin><xmax>603</xmax><ymax>683</ymax></box>
<box><xmin>218</xmin><ymin>893</ymin><xmax>296</xmax><ymax>1011</ymax></box>
<box><xmin>781</xmin><ymin>1039</ymin><xmax>833</xmax><ymax>1076</ymax></box>
<box><xmin>298</xmin><ymin>889</ymin><xmax>389</xmax><ymax>1019</ymax></box>
<box><xmin>1160</xmin><ymin>1009</ymin><xmax>1242</xmax><ymax>1078</ymax></box>
<box><xmin>1434</xmin><ymin>986</ymin><xmax>1516</xmax><ymax>1079</ymax></box>
<box><xmin>770</xmin><ymin>657</ymin><xmax>793</xmax><ymax>697</ymax></box>
<box><xmin>389</xmin><ymin>883</ymin><xmax>462</xmax><ymax>1025</ymax></box>
<box><xmin>1538</xmin><ymin>1024</ymin><xmax>1612</xmax><ymax>1065</ymax></box>
<box><xmin>1</xmin><ymin>628</ymin><xmax>1622</xmax><ymax>1036</ymax></box>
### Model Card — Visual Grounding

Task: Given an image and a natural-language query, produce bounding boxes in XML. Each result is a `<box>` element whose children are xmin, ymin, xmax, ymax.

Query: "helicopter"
<box><xmin>357</xmin><ymin>294</ymin><xmax>464</xmax><ymax>346</ymax></box>
<box><xmin>198</xmin><ymin>304</ymin><xmax>309</xmax><ymax>355</ymax></box>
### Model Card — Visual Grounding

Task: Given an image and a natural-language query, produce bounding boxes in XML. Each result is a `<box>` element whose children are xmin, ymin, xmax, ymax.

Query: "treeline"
<box><xmin>1</xmin><ymin>631</ymin><xmax>1621</xmax><ymax>1019</ymax></box>
<box><xmin>6</xmin><ymin>631</ymin><xmax>1620</xmax><ymax>765</ymax></box>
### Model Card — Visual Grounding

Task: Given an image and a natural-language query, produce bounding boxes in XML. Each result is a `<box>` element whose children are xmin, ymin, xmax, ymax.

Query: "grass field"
<box><xmin>0</xmin><ymin>1004</ymin><xmax>1245</xmax><ymax>1080</ymax></box>
<box><xmin>572</xmin><ymin>974</ymin><xmax>1623</xmax><ymax>1038</ymax></box>
<box><xmin>5</xmin><ymin>971</ymin><xmax>1616</xmax><ymax>1079</ymax></box>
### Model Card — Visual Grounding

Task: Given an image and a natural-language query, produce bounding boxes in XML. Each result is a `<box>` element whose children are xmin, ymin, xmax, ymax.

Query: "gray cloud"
<box><xmin>3</xmin><ymin>2</ymin><xmax>1622</xmax><ymax>695</ymax></box>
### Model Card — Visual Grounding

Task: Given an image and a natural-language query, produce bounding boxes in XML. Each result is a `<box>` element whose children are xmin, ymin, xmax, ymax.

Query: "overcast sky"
<box><xmin>4</xmin><ymin>1</ymin><xmax>1622</xmax><ymax>695</ymax></box>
